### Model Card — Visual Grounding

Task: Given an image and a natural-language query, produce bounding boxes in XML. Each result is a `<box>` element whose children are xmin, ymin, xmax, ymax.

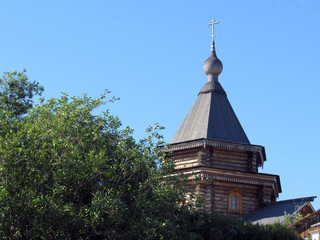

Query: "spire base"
<box><xmin>208</xmin><ymin>74</ymin><xmax>218</xmax><ymax>82</ymax></box>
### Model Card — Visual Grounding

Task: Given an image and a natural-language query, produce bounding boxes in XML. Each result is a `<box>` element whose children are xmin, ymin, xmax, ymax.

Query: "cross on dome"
<box><xmin>204</xmin><ymin>19</ymin><xmax>223</xmax><ymax>79</ymax></box>
<box><xmin>207</xmin><ymin>19</ymin><xmax>220</xmax><ymax>41</ymax></box>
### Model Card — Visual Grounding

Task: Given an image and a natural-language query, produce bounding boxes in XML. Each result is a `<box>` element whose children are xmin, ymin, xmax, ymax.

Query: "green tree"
<box><xmin>0</xmin><ymin>91</ymin><xmax>196</xmax><ymax>239</ymax></box>
<box><xmin>0</xmin><ymin>69</ymin><xmax>44</xmax><ymax>118</ymax></box>
<box><xmin>283</xmin><ymin>206</ymin><xmax>305</xmax><ymax>227</ymax></box>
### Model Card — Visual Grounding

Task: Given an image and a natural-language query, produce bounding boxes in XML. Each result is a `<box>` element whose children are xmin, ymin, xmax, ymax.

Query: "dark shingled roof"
<box><xmin>243</xmin><ymin>196</ymin><xmax>316</xmax><ymax>225</ymax></box>
<box><xmin>171</xmin><ymin>79</ymin><xmax>250</xmax><ymax>144</ymax></box>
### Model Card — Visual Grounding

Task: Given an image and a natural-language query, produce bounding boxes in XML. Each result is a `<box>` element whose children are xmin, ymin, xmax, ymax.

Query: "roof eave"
<box><xmin>164</xmin><ymin>138</ymin><xmax>266</xmax><ymax>165</ymax></box>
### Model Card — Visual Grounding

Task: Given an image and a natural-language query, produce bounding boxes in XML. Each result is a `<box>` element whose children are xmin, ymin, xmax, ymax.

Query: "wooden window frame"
<box><xmin>227</xmin><ymin>189</ymin><xmax>242</xmax><ymax>215</ymax></box>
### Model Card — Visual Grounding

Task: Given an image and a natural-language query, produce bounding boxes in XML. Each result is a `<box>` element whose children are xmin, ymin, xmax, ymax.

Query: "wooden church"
<box><xmin>165</xmin><ymin>20</ymin><xmax>281</xmax><ymax>216</ymax></box>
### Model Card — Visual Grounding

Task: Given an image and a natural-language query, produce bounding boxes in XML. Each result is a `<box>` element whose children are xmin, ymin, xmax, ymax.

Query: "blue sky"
<box><xmin>1</xmin><ymin>0</ymin><xmax>319</xmax><ymax>210</ymax></box>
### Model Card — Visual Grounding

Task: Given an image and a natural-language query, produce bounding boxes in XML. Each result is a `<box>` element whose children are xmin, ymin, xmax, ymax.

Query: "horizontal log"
<box><xmin>175</xmin><ymin>157</ymin><xmax>199</xmax><ymax>164</ymax></box>
<box><xmin>174</xmin><ymin>152</ymin><xmax>199</xmax><ymax>158</ymax></box>
<box><xmin>212</xmin><ymin>165</ymin><xmax>247</xmax><ymax>172</ymax></box>
<box><xmin>213</xmin><ymin>162</ymin><xmax>248</xmax><ymax>169</ymax></box>
<box><xmin>213</xmin><ymin>153</ymin><xmax>249</xmax><ymax>160</ymax></box>
<box><xmin>213</xmin><ymin>149</ymin><xmax>249</xmax><ymax>157</ymax></box>
<box><xmin>213</xmin><ymin>157</ymin><xmax>248</xmax><ymax>165</ymax></box>
<box><xmin>175</xmin><ymin>163</ymin><xmax>199</xmax><ymax>169</ymax></box>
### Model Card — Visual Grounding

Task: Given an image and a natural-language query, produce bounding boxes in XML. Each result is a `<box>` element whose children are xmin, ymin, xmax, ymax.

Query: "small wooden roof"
<box><xmin>171</xmin><ymin>75</ymin><xmax>250</xmax><ymax>144</ymax></box>
<box><xmin>289</xmin><ymin>208</ymin><xmax>320</xmax><ymax>234</ymax></box>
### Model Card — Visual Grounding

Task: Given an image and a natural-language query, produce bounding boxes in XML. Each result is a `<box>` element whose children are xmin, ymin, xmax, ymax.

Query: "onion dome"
<box><xmin>203</xmin><ymin>41</ymin><xmax>223</xmax><ymax>80</ymax></box>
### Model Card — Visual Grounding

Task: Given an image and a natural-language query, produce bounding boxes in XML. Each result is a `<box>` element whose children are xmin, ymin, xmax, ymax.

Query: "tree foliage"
<box><xmin>0</xmin><ymin>89</ymin><xmax>197</xmax><ymax>239</ymax></box>
<box><xmin>0</xmin><ymin>69</ymin><xmax>43</xmax><ymax>118</ymax></box>
<box><xmin>0</xmin><ymin>71</ymin><xmax>301</xmax><ymax>239</ymax></box>
<box><xmin>283</xmin><ymin>206</ymin><xmax>305</xmax><ymax>227</ymax></box>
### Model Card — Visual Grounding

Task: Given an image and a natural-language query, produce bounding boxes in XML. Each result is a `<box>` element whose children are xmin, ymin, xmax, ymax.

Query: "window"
<box><xmin>230</xmin><ymin>195</ymin><xmax>238</xmax><ymax>210</ymax></box>
<box><xmin>227</xmin><ymin>189</ymin><xmax>242</xmax><ymax>214</ymax></box>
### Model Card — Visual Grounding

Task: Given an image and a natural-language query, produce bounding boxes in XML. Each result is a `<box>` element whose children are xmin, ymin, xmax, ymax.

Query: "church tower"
<box><xmin>167</xmin><ymin>20</ymin><xmax>281</xmax><ymax>215</ymax></box>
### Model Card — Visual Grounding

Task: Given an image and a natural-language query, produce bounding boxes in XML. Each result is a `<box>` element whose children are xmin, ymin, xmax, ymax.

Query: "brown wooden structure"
<box><xmin>290</xmin><ymin>209</ymin><xmax>320</xmax><ymax>238</ymax></box>
<box><xmin>165</xmin><ymin>35</ymin><xmax>281</xmax><ymax>216</ymax></box>
<box><xmin>168</xmin><ymin>139</ymin><xmax>281</xmax><ymax>215</ymax></box>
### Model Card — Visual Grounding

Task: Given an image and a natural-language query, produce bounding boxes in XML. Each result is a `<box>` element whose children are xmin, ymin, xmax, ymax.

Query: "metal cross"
<box><xmin>207</xmin><ymin>19</ymin><xmax>220</xmax><ymax>40</ymax></box>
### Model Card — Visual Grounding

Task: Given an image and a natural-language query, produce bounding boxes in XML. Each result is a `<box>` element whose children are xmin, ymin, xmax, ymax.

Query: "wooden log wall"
<box><xmin>212</xmin><ymin>180</ymin><xmax>260</xmax><ymax>215</ymax></box>
<box><xmin>189</xmin><ymin>180</ymin><xmax>275</xmax><ymax>215</ymax></box>
<box><xmin>173</xmin><ymin>148</ymin><xmax>201</xmax><ymax>170</ymax></box>
<box><xmin>173</xmin><ymin>146</ymin><xmax>259</xmax><ymax>173</ymax></box>
<box><xmin>171</xmin><ymin>145</ymin><xmax>277</xmax><ymax>216</ymax></box>
<box><xmin>211</xmin><ymin>148</ymin><xmax>258</xmax><ymax>173</ymax></box>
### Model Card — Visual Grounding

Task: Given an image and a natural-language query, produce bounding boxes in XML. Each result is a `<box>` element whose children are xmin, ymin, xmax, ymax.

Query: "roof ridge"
<box><xmin>266</xmin><ymin>196</ymin><xmax>317</xmax><ymax>206</ymax></box>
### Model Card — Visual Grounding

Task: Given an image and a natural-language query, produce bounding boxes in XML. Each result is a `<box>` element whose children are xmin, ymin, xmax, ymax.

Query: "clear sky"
<box><xmin>1</xmin><ymin>0</ymin><xmax>319</xmax><ymax>210</ymax></box>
